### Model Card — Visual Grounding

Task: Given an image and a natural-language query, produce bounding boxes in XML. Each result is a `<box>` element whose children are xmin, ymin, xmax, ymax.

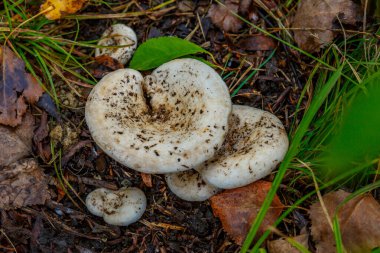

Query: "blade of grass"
<box><xmin>241</xmin><ymin>64</ymin><xmax>344</xmax><ymax>252</ymax></box>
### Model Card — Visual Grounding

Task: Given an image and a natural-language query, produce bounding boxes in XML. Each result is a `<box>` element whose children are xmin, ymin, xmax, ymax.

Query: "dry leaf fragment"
<box><xmin>208</xmin><ymin>1</ymin><xmax>243</xmax><ymax>33</ymax></box>
<box><xmin>41</xmin><ymin>0</ymin><xmax>87</xmax><ymax>20</ymax></box>
<box><xmin>141</xmin><ymin>173</ymin><xmax>153</xmax><ymax>188</ymax></box>
<box><xmin>210</xmin><ymin>180</ymin><xmax>284</xmax><ymax>245</ymax></box>
<box><xmin>237</xmin><ymin>35</ymin><xmax>277</xmax><ymax>51</ymax></box>
<box><xmin>267</xmin><ymin>234</ymin><xmax>309</xmax><ymax>253</ymax></box>
<box><xmin>0</xmin><ymin>46</ymin><xmax>44</xmax><ymax>127</ymax></box>
<box><xmin>0</xmin><ymin>159</ymin><xmax>50</xmax><ymax>210</ymax></box>
<box><xmin>291</xmin><ymin>0</ymin><xmax>361</xmax><ymax>53</ymax></box>
<box><xmin>0</xmin><ymin>113</ymin><xmax>35</xmax><ymax>167</ymax></box>
<box><xmin>309</xmin><ymin>190</ymin><xmax>380</xmax><ymax>253</ymax></box>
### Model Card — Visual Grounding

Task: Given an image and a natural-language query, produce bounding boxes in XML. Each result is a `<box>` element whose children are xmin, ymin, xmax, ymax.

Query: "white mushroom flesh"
<box><xmin>95</xmin><ymin>24</ymin><xmax>137</xmax><ymax>65</ymax></box>
<box><xmin>85</xmin><ymin>187</ymin><xmax>146</xmax><ymax>226</ymax></box>
<box><xmin>165</xmin><ymin>170</ymin><xmax>220</xmax><ymax>201</ymax></box>
<box><xmin>199</xmin><ymin>105</ymin><xmax>289</xmax><ymax>189</ymax></box>
<box><xmin>86</xmin><ymin>58</ymin><xmax>231</xmax><ymax>174</ymax></box>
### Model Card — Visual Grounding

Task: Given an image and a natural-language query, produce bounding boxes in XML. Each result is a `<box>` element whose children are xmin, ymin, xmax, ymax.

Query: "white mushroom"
<box><xmin>85</xmin><ymin>58</ymin><xmax>231</xmax><ymax>174</ymax></box>
<box><xmin>199</xmin><ymin>105</ymin><xmax>289</xmax><ymax>189</ymax></box>
<box><xmin>165</xmin><ymin>170</ymin><xmax>220</xmax><ymax>201</ymax></box>
<box><xmin>85</xmin><ymin>187</ymin><xmax>146</xmax><ymax>226</ymax></box>
<box><xmin>95</xmin><ymin>24</ymin><xmax>137</xmax><ymax>65</ymax></box>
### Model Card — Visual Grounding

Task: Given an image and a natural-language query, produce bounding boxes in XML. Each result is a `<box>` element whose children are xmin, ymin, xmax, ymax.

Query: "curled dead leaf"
<box><xmin>210</xmin><ymin>180</ymin><xmax>284</xmax><ymax>245</ymax></box>
<box><xmin>291</xmin><ymin>0</ymin><xmax>361</xmax><ymax>53</ymax></box>
<box><xmin>41</xmin><ymin>0</ymin><xmax>87</xmax><ymax>20</ymax></box>
<box><xmin>0</xmin><ymin>46</ymin><xmax>44</xmax><ymax>127</ymax></box>
<box><xmin>0</xmin><ymin>159</ymin><xmax>50</xmax><ymax>209</ymax></box>
<box><xmin>309</xmin><ymin>190</ymin><xmax>380</xmax><ymax>253</ymax></box>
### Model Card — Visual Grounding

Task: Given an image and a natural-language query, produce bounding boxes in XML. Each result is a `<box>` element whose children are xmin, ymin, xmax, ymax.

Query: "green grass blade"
<box><xmin>241</xmin><ymin>65</ymin><xmax>344</xmax><ymax>252</ymax></box>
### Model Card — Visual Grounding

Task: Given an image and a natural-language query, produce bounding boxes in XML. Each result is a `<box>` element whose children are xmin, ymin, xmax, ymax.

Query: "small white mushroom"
<box><xmin>199</xmin><ymin>105</ymin><xmax>289</xmax><ymax>189</ymax></box>
<box><xmin>165</xmin><ymin>170</ymin><xmax>220</xmax><ymax>201</ymax></box>
<box><xmin>85</xmin><ymin>187</ymin><xmax>146</xmax><ymax>226</ymax></box>
<box><xmin>85</xmin><ymin>58</ymin><xmax>231</xmax><ymax>174</ymax></box>
<box><xmin>95</xmin><ymin>24</ymin><xmax>137</xmax><ymax>65</ymax></box>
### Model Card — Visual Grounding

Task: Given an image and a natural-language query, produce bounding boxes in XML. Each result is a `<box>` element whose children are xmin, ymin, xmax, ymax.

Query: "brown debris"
<box><xmin>0</xmin><ymin>159</ymin><xmax>50</xmax><ymax>210</ymax></box>
<box><xmin>210</xmin><ymin>181</ymin><xmax>284</xmax><ymax>245</ymax></box>
<box><xmin>291</xmin><ymin>0</ymin><xmax>361</xmax><ymax>53</ymax></box>
<box><xmin>267</xmin><ymin>234</ymin><xmax>309</xmax><ymax>253</ymax></box>
<box><xmin>309</xmin><ymin>190</ymin><xmax>380</xmax><ymax>253</ymax></box>
<box><xmin>141</xmin><ymin>173</ymin><xmax>153</xmax><ymax>188</ymax></box>
<box><xmin>92</xmin><ymin>55</ymin><xmax>124</xmax><ymax>79</ymax></box>
<box><xmin>208</xmin><ymin>1</ymin><xmax>244</xmax><ymax>33</ymax></box>
<box><xmin>0</xmin><ymin>112</ymin><xmax>35</xmax><ymax>167</ymax></box>
<box><xmin>0</xmin><ymin>46</ymin><xmax>44</xmax><ymax>127</ymax></box>
<box><xmin>237</xmin><ymin>35</ymin><xmax>277</xmax><ymax>51</ymax></box>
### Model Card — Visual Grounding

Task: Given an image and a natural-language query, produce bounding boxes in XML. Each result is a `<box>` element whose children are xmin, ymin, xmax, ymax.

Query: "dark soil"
<box><xmin>1</xmin><ymin>1</ymin><xmax>310</xmax><ymax>252</ymax></box>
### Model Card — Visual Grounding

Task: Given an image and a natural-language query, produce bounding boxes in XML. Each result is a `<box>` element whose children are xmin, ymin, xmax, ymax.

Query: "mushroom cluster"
<box><xmin>85</xmin><ymin>33</ymin><xmax>289</xmax><ymax>225</ymax></box>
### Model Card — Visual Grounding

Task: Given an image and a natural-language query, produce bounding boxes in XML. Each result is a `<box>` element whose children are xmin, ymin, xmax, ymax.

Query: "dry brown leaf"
<box><xmin>0</xmin><ymin>159</ymin><xmax>50</xmax><ymax>210</ymax></box>
<box><xmin>0</xmin><ymin>113</ymin><xmax>35</xmax><ymax>167</ymax></box>
<box><xmin>40</xmin><ymin>0</ymin><xmax>87</xmax><ymax>20</ymax></box>
<box><xmin>309</xmin><ymin>190</ymin><xmax>380</xmax><ymax>253</ymax></box>
<box><xmin>141</xmin><ymin>173</ymin><xmax>153</xmax><ymax>188</ymax></box>
<box><xmin>210</xmin><ymin>181</ymin><xmax>284</xmax><ymax>245</ymax></box>
<box><xmin>237</xmin><ymin>35</ymin><xmax>277</xmax><ymax>51</ymax></box>
<box><xmin>267</xmin><ymin>234</ymin><xmax>309</xmax><ymax>253</ymax></box>
<box><xmin>291</xmin><ymin>0</ymin><xmax>361</xmax><ymax>53</ymax></box>
<box><xmin>92</xmin><ymin>55</ymin><xmax>124</xmax><ymax>79</ymax></box>
<box><xmin>208</xmin><ymin>0</ymin><xmax>244</xmax><ymax>33</ymax></box>
<box><xmin>0</xmin><ymin>46</ymin><xmax>44</xmax><ymax>127</ymax></box>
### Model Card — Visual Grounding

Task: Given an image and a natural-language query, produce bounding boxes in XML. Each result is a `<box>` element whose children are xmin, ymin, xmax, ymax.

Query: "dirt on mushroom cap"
<box><xmin>200</xmin><ymin>105</ymin><xmax>289</xmax><ymax>189</ymax></box>
<box><xmin>85</xmin><ymin>58</ymin><xmax>231</xmax><ymax>174</ymax></box>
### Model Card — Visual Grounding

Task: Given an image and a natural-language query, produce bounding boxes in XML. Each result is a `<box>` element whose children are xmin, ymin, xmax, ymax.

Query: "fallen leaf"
<box><xmin>309</xmin><ymin>190</ymin><xmax>380</xmax><ymax>253</ymax></box>
<box><xmin>237</xmin><ymin>35</ymin><xmax>277</xmax><ymax>51</ymax></box>
<box><xmin>267</xmin><ymin>234</ymin><xmax>309</xmax><ymax>253</ymax></box>
<box><xmin>33</xmin><ymin>111</ymin><xmax>51</xmax><ymax>162</ymax></box>
<box><xmin>210</xmin><ymin>181</ymin><xmax>284</xmax><ymax>245</ymax></box>
<box><xmin>92</xmin><ymin>55</ymin><xmax>124</xmax><ymax>79</ymax></box>
<box><xmin>0</xmin><ymin>159</ymin><xmax>50</xmax><ymax>209</ymax></box>
<box><xmin>40</xmin><ymin>0</ymin><xmax>87</xmax><ymax>20</ymax></box>
<box><xmin>291</xmin><ymin>0</ymin><xmax>361</xmax><ymax>53</ymax></box>
<box><xmin>141</xmin><ymin>173</ymin><xmax>153</xmax><ymax>188</ymax></box>
<box><xmin>208</xmin><ymin>1</ymin><xmax>244</xmax><ymax>33</ymax></box>
<box><xmin>0</xmin><ymin>46</ymin><xmax>44</xmax><ymax>127</ymax></box>
<box><xmin>0</xmin><ymin>113</ymin><xmax>35</xmax><ymax>167</ymax></box>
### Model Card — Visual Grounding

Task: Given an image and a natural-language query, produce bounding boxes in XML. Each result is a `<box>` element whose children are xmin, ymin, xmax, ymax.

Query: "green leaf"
<box><xmin>321</xmin><ymin>71</ymin><xmax>380</xmax><ymax>177</ymax></box>
<box><xmin>129</xmin><ymin>37</ymin><xmax>210</xmax><ymax>70</ymax></box>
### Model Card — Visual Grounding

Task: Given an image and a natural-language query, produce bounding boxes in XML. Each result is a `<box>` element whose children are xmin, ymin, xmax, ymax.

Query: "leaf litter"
<box><xmin>210</xmin><ymin>180</ymin><xmax>284</xmax><ymax>245</ymax></box>
<box><xmin>291</xmin><ymin>0</ymin><xmax>362</xmax><ymax>53</ymax></box>
<box><xmin>309</xmin><ymin>190</ymin><xmax>380</xmax><ymax>253</ymax></box>
<box><xmin>0</xmin><ymin>46</ymin><xmax>44</xmax><ymax>127</ymax></box>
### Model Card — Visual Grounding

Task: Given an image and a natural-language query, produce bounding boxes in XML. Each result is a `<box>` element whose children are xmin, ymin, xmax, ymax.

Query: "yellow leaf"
<box><xmin>40</xmin><ymin>0</ymin><xmax>87</xmax><ymax>20</ymax></box>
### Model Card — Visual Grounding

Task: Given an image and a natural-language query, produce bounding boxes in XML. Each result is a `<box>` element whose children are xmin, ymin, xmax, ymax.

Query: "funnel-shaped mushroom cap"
<box><xmin>200</xmin><ymin>105</ymin><xmax>289</xmax><ymax>189</ymax></box>
<box><xmin>86</xmin><ymin>58</ymin><xmax>231</xmax><ymax>174</ymax></box>
<box><xmin>85</xmin><ymin>187</ymin><xmax>146</xmax><ymax>226</ymax></box>
<box><xmin>165</xmin><ymin>170</ymin><xmax>220</xmax><ymax>201</ymax></box>
<box><xmin>95</xmin><ymin>24</ymin><xmax>137</xmax><ymax>65</ymax></box>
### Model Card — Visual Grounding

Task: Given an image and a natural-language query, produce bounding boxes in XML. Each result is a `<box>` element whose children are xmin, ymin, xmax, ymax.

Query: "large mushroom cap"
<box><xmin>86</xmin><ymin>58</ymin><xmax>231</xmax><ymax>174</ymax></box>
<box><xmin>165</xmin><ymin>170</ymin><xmax>220</xmax><ymax>201</ymax></box>
<box><xmin>95</xmin><ymin>24</ymin><xmax>137</xmax><ymax>65</ymax></box>
<box><xmin>199</xmin><ymin>105</ymin><xmax>289</xmax><ymax>189</ymax></box>
<box><xmin>85</xmin><ymin>187</ymin><xmax>146</xmax><ymax>226</ymax></box>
